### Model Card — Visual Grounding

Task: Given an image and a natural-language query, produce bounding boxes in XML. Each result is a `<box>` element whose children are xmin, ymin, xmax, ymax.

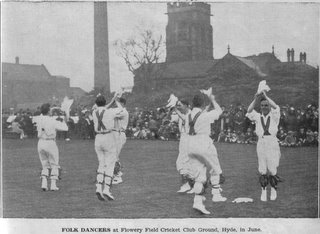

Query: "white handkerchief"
<box><xmin>200</xmin><ymin>87</ymin><xmax>212</xmax><ymax>96</ymax></box>
<box><xmin>232</xmin><ymin>197</ymin><xmax>254</xmax><ymax>203</ymax></box>
<box><xmin>166</xmin><ymin>94</ymin><xmax>178</xmax><ymax>108</ymax></box>
<box><xmin>6</xmin><ymin>115</ymin><xmax>16</xmax><ymax>123</ymax></box>
<box><xmin>92</xmin><ymin>104</ymin><xmax>98</xmax><ymax>111</ymax></box>
<box><xmin>61</xmin><ymin>96</ymin><xmax>74</xmax><ymax>113</ymax></box>
<box><xmin>257</xmin><ymin>80</ymin><xmax>270</xmax><ymax>94</ymax></box>
<box><xmin>81</xmin><ymin>109</ymin><xmax>88</xmax><ymax>114</ymax></box>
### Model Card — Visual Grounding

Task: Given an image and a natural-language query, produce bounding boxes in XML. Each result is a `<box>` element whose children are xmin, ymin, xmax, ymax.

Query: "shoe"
<box><xmin>95</xmin><ymin>184</ymin><xmax>105</xmax><ymax>201</ymax></box>
<box><xmin>211</xmin><ymin>187</ymin><xmax>227</xmax><ymax>202</ymax></box>
<box><xmin>41</xmin><ymin>177</ymin><xmax>48</xmax><ymax>191</ymax></box>
<box><xmin>50</xmin><ymin>179</ymin><xmax>59</xmax><ymax>191</ymax></box>
<box><xmin>212</xmin><ymin>194</ymin><xmax>227</xmax><ymax>202</ymax></box>
<box><xmin>177</xmin><ymin>182</ymin><xmax>191</xmax><ymax>193</ymax></box>
<box><xmin>113</xmin><ymin>176</ymin><xmax>123</xmax><ymax>185</ymax></box>
<box><xmin>186</xmin><ymin>188</ymin><xmax>195</xmax><ymax>194</ymax></box>
<box><xmin>270</xmin><ymin>187</ymin><xmax>277</xmax><ymax>201</ymax></box>
<box><xmin>193</xmin><ymin>195</ymin><xmax>210</xmax><ymax>215</ymax></box>
<box><xmin>103</xmin><ymin>187</ymin><xmax>115</xmax><ymax>200</ymax></box>
<box><xmin>260</xmin><ymin>188</ymin><xmax>267</xmax><ymax>202</ymax></box>
<box><xmin>193</xmin><ymin>203</ymin><xmax>210</xmax><ymax>215</ymax></box>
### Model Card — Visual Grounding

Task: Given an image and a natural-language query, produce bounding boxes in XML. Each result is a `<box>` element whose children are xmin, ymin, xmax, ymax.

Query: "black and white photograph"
<box><xmin>1</xmin><ymin>0</ymin><xmax>319</xmax><ymax>233</ymax></box>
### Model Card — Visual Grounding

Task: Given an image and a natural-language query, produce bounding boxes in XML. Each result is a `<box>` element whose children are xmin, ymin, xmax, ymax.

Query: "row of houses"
<box><xmin>2</xmin><ymin>57</ymin><xmax>86</xmax><ymax>110</ymax></box>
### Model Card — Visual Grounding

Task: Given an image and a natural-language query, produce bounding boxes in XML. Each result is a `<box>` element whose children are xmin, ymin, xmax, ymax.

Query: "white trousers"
<box><xmin>257</xmin><ymin>136</ymin><xmax>281</xmax><ymax>175</ymax></box>
<box><xmin>176</xmin><ymin>134</ymin><xmax>189</xmax><ymax>172</ymax></box>
<box><xmin>95</xmin><ymin>133</ymin><xmax>117</xmax><ymax>177</ymax></box>
<box><xmin>186</xmin><ymin>135</ymin><xmax>222</xmax><ymax>185</ymax></box>
<box><xmin>38</xmin><ymin>139</ymin><xmax>60</xmax><ymax>170</ymax></box>
<box><xmin>114</xmin><ymin>132</ymin><xmax>126</xmax><ymax>161</ymax></box>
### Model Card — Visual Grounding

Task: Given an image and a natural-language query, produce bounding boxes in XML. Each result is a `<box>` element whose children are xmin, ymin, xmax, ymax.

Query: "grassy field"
<box><xmin>2</xmin><ymin>138</ymin><xmax>318</xmax><ymax>218</ymax></box>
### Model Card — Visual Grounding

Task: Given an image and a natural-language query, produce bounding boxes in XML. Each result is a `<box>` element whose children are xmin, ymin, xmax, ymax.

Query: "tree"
<box><xmin>114</xmin><ymin>29</ymin><xmax>165</xmax><ymax>93</ymax></box>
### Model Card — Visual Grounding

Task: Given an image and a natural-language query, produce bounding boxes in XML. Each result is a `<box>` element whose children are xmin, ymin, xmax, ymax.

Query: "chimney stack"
<box><xmin>299</xmin><ymin>52</ymin><xmax>302</xmax><ymax>62</ymax></box>
<box><xmin>291</xmin><ymin>48</ymin><xmax>295</xmax><ymax>62</ymax></box>
<box><xmin>15</xmin><ymin>56</ymin><xmax>19</xmax><ymax>64</ymax></box>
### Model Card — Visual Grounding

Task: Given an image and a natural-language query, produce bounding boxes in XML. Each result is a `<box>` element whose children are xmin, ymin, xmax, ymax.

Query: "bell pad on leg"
<box><xmin>259</xmin><ymin>174</ymin><xmax>269</xmax><ymax>188</ymax></box>
<box><xmin>269</xmin><ymin>175</ymin><xmax>281</xmax><ymax>189</ymax></box>
<box><xmin>113</xmin><ymin>161</ymin><xmax>122</xmax><ymax>176</ymax></box>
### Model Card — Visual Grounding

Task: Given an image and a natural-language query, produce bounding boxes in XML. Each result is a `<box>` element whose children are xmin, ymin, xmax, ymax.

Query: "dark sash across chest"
<box><xmin>261</xmin><ymin>116</ymin><xmax>271</xmax><ymax>136</ymax></box>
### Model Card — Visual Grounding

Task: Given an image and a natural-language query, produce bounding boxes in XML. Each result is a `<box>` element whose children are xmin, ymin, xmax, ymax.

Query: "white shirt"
<box><xmin>37</xmin><ymin>115</ymin><xmax>68</xmax><ymax>139</ymax></box>
<box><xmin>178</xmin><ymin>110</ymin><xmax>191</xmax><ymax>135</ymax></box>
<box><xmin>93</xmin><ymin>107</ymin><xmax>124</xmax><ymax>133</ymax></box>
<box><xmin>114</xmin><ymin>107</ymin><xmax>129</xmax><ymax>131</ymax></box>
<box><xmin>188</xmin><ymin>107</ymin><xmax>222</xmax><ymax>135</ymax></box>
<box><xmin>246</xmin><ymin>105</ymin><xmax>280</xmax><ymax>138</ymax></box>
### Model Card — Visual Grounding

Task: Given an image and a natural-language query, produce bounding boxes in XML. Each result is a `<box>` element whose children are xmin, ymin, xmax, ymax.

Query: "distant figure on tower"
<box><xmin>299</xmin><ymin>52</ymin><xmax>303</xmax><ymax>62</ymax></box>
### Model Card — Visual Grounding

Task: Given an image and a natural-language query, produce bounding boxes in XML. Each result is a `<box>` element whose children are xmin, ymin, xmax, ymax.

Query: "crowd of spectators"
<box><xmin>2</xmin><ymin>102</ymin><xmax>318</xmax><ymax>147</ymax></box>
<box><xmin>210</xmin><ymin>104</ymin><xmax>318</xmax><ymax>147</ymax></box>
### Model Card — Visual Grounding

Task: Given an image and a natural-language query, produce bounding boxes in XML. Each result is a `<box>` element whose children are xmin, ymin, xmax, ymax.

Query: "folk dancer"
<box><xmin>186</xmin><ymin>89</ymin><xmax>227</xmax><ymax>214</ymax></box>
<box><xmin>37</xmin><ymin>103</ymin><xmax>68</xmax><ymax>191</ymax></box>
<box><xmin>93</xmin><ymin>95</ymin><xmax>125</xmax><ymax>201</ymax></box>
<box><xmin>112</xmin><ymin>97</ymin><xmax>129</xmax><ymax>184</ymax></box>
<box><xmin>246</xmin><ymin>91</ymin><xmax>282</xmax><ymax>201</ymax></box>
<box><xmin>174</xmin><ymin>100</ymin><xmax>196</xmax><ymax>193</ymax></box>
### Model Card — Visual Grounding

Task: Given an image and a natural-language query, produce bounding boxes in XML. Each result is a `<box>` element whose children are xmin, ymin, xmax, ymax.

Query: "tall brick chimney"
<box><xmin>94</xmin><ymin>2</ymin><xmax>110</xmax><ymax>92</ymax></box>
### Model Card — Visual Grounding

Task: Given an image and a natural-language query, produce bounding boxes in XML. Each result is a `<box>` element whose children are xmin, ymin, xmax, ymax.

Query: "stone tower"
<box><xmin>94</xmin><ymin>2</ymin><xmax>110</xmax><ymax>92</ymax></box>
<box><xmin>166</xmin><ymin>2</ymin><xmax>213</xmax><ymax>63</ymax></box>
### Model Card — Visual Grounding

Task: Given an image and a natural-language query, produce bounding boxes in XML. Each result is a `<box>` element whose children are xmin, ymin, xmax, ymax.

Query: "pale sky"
<box><xmin>2</xmin><ymin>1</ymin><xmax>319</xmax><ymax>92</ymax></box>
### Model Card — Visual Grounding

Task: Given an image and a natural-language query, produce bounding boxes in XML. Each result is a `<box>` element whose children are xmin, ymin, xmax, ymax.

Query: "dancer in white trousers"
<box><xmin>37</xmin><ymin>103</ymin><xmax>68</xmax><ymax>191</ymax></box>
<box><xmin>174</xmin><ymin>100</ymin><xmax>195</xmax><ymax>193</ymax></box>
<box><xmin>93</xmin><ymin>95</ymin><xmax>125</xmax><ymax>201</ymax></box>
<box><xmin>112</xmin><ymin>97</ymin><xmax>129</xmax><ymax>185</ymax></box>
<box><xmin>186</xmin><ymin>90</ymin><xmax>227</xmax><ymax>215</ymax></box>
<box><xmin>246</xmin><ymin>91</ymin><xmax>281</xmax><ymax>201</ymax></box>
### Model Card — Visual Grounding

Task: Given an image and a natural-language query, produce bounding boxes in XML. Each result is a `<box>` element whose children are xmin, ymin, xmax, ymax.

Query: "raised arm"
<box><xmin>55</xmin><ymin>117</ymin><xmax>68</xmax><ymax>131</ymax></box>
<box><xmin>209</xmin><ymin>94</ymin><xmax>222</xmax><ymax>115</ymax></box>
<box><xmin>247</xmin><ymin>93</ymin><xmax>260</xmax><ymax>113</ymax></box>
<box><xmin>173</xmin><ymin>106</ymin><xmax>186</xmax><ymax>121</ymax></box>
<box><xmin>262</xmin><ymin>91</ymin><xmax>278</xmax><ymax>109</ymax></box>
<box><xmin>105</xmin><ymin>94</ymin><xmax>117</xmax><ymax>109</ymax></box>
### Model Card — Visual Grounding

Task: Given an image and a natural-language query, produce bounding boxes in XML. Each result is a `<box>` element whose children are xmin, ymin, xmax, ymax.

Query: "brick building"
<box><xmin>166</xmin><ymin>2</ymin><xmax>213</xmax><ymax>63</ymax></box>
<box><xmin>132</xmin><ymin>2</ymin><xmax>318</xmax><ymax>106</ymax></box>
<box><xmin>2</xmin><ymin>57</ymin><xmax>86</xmax><ymax>110</ymax></box>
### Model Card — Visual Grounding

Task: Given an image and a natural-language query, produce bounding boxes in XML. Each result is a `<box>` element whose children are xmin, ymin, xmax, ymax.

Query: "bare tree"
<box><xmin>114</xmin><ymin>29</ymin><xmax>165</xmax><ymax>92</ymax></box>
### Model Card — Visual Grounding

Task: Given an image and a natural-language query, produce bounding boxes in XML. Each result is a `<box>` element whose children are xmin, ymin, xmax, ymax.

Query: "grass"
<box><xmin>2</xmin><ymin>139</ymin><xmax>318</xmax><ymax>218</ymax></box>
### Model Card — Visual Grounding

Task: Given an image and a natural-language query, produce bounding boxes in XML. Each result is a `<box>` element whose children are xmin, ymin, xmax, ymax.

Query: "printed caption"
<box><xmin>61</xmin><ymin>226</ymin><xmax>262</xmax><ymax>233</ymax></box>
